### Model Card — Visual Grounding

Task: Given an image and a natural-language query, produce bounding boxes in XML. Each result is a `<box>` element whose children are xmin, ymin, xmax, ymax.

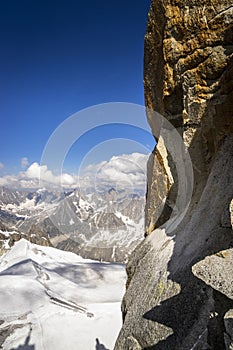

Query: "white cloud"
<box><xmin>80</xmin><ymin>153</ymin><xmax>149</xmax><ymax>193</ymax></box>
<box><xmin>21</xmin><ymin>157</ymin><xmax>29</xmax><ymax>168</ymax></box>
<box><xmin>26</xmin><ymin>162</ymin><xmax>76</xmax><ymax>187</ymax></box>
<box><xmin>0</xmin><ymin>163</ymin><xmax>76</xmax><ymax>190</ymax></box>
<box><xmin>0</xmin><ymin>153</ymin><xmax>149</xmax><ymax>192</ymax></box>
<box><xmin>0</xmin><ymin>162</ymin><xmax>4</xmax><ymax>170</ymax></box>
<box><xmin>61</xmin><ymin>173</ymin><xmax>76</xmax><ymax>186</ymax></box>
<box><xmin>0</xmin><ymin>174</ymin><xmax>19</xmax><ymax>187</ymax></box>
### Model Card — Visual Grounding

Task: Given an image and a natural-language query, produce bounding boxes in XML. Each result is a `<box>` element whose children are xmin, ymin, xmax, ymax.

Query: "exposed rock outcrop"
<box><xmin>27</xmin><ymin>224</ymin><xmax>52</xmax><ymax>247</ymax></box>
<box><xmin>144</xmin><ymin>0</ymin><xmax>233</xmax><ymax>235</ymax></box>
<box><xmin>193</xmin><ymin>249</ymin><xmax>233</xmax><ymax>349</ymax></box>
<box><xmin>225</xmin><ymin>309</ymin><xmax>233</xmax><ymax>350</ymax></box>
<box><xmin>0</xmin><ymin>221</ymin><xmax>51</xmax><ymax>255</ymax></box>
<box><xmin>115</xmin><ymin>0</ymin><xmax>233</xmax><ymax>349</ymax></box>
<box><xmin>192</xmin><ymin>249</ymin><xmax>233</xmax><ymax>300</ymax></box>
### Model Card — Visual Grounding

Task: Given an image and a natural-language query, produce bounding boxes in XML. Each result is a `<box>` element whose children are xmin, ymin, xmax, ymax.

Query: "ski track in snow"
<box><xmin>0</xmin><ymin>239</ymin><xmax>126</xmax><ymax>350</ymax></box>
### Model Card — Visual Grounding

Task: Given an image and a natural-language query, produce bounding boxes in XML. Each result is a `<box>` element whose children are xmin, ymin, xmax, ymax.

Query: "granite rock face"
<box><xmin>114</xmin><ymin>0</ymin><xmax>233</xmax><ymax>349</ymax></box>
<box><xmin>193</xmin><ymin>249</ymin><xmax>233</xmax><ymax>349</ymax></box>
<box><xmin>144</xmin><ymin>0</ymin><xmax>233</xmax><ymax>235</ymax></box>
<box><xmin>192</xmin><ymin>249</ymin><xmax>233</xmax><ymax>300</ymax></box>
<box><xmin>224</xmin><ymin>309</ymin><xmax>233</xmax><ymax>350</ymax></box>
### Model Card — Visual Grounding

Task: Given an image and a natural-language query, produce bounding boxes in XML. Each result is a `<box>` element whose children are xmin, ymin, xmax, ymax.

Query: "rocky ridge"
<box><xmin>0</xmin><ymin>221</ymin><xmax>51</xmax><ymax>256</ymax></box>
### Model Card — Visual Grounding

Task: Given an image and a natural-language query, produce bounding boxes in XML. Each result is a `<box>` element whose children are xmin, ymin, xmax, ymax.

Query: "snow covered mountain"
<box><xmin>0</xmin><ymin>186</ymin><xmax>145</xmax><ymax>262</ymax></box>
<box><xmin>0</xmin><ymin>239</ymin><xmax>126</xmax><ymax>350</ymax></box>
<box><xmin>0</xmin><ymin>187</ymin><xmax>27</xmax><ymax>206</ymax></box>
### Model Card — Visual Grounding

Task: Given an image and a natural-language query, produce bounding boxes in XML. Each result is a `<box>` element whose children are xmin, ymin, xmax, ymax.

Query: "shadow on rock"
<box><xmin>143</xmin><ymin>270</ymin><xmax>212</xmax><ymax>349</ymax></box>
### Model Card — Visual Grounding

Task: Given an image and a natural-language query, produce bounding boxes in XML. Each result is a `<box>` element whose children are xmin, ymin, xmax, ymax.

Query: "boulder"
<box><xmin>192</xmin><ymin>249</ymin><xmax>233</xmax><ymax>300</ymax></box>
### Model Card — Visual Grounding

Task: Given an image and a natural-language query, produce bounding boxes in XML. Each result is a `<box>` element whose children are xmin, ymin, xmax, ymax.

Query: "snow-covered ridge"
<box><xmin>0</xmin><ymin>239</ymin><xmax>126</xmax><ymax>350</ymax></box>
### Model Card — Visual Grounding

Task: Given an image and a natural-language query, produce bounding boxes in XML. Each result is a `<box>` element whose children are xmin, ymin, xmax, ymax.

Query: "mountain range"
<box><xmin>0</xmin><ymin>186</ymin><xmax>145</xmax><ymax>262</ymax></box>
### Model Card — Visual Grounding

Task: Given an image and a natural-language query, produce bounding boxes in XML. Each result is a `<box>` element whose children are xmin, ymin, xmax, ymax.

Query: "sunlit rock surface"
<box><xmin>115</xmin><ymin>0</ymin><xmax>233</xmax><ymax>349</ymax></box>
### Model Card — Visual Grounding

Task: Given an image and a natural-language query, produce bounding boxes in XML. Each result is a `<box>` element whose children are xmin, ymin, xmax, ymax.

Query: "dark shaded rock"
<box><xmin>224</xmin><ymin>309</ymin><xmax>233</xmax><ymax>350</ymax></box>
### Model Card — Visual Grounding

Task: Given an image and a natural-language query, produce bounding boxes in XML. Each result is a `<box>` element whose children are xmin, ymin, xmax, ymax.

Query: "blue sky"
<box><xmin>0</xmin><ymin>0</ymin><xmax>153</xmax><ymax>179</ymax></box>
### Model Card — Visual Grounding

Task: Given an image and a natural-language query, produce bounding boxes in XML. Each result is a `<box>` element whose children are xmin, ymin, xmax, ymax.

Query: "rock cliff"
<box><xmin>115</xmin><ymin>0</ymin><xmax>233</xmax><ymax>349</ymax></box>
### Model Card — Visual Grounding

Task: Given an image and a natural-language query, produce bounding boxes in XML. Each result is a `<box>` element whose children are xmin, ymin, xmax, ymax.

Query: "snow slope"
<box><xmin>0</xmin><ymin>239</ymin><xmax>126</xmax><ymax>350</ymax></box>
